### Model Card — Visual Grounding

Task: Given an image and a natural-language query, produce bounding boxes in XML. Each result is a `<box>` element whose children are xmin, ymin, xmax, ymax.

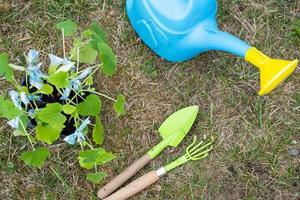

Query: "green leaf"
<box><xmin>83</xmin><ymin>29</ymin><xmax>93</xmax><ymax>38</ymax></box>
<box><xmin>78</xmin><ymin>148</ymin><xmax>115</xmax><ymax>169</ymax></box>
<box><xmin>89</xmin><ymin>22</ymin><xmax>107</xmax><ymax>51</ymax></box>
<box><xmin>77</xmin><ymin>94</ymin><xmax>101</xmax><ymax>117</ymax></box>
<box><xmin>29</xmin><ymin>135</ymin><xmax>37</xmax><ymax>144</ymax></box>
<box><xmin>0</xmin><ymin>96</ymin><xmax>22</xmax><ymax>120</ymax></box>
<box><xmin>91</xmin><ymin>22</ymin><xmax>107</xmax><ymax>43</ymax></box>
<box><xmin>13</xmin><ymin>129</ymin><xmax>26</xmax><ymax>137</ymax></box>
<box><xmin>62</xmin><ymin>104</ymin><xmax>77</xmax><ymax>115</ymax></box>
<box><xmin>80</xmin><ymin>149</ymin><xmax>100</xmax><ymax>163</ymax></box>
<box><xmin>88</xmin><ymin>22</ymin><xmax>116</xmax><ymax>76</ymax></box>
<box><xmin>92</xmin><ymin>116</ymin><xmax>104</xmax><ymax>145</ymax></box>
<box><xmin>70</xmin><ymin>45</ymin><xmax>98</xmax><ymax>64</ymax></box>
<box><xmin>9</xmin><ymin>63</ymin><xmax>25</xmax><ymax>71</ymax></box>
<box><xmin>78</xmin><ymin>159</ymin><xmax>96</xmax><ymax>169</ymax></box>
<box><xmin>48</xmin><ymin>71</ymin><xmax>69</xmax><ymax>88</ymax></box>
<box><xmin>85</xmin><ymin>76</ymin><xmax>93</xmax><ymax>86</ymax></box>
<box><xmin>98</xmin><ymin>43</ymin><xmax>116</xmax><ymax>76</ymax></box>
<box><xmin>48</xmin><ymin>65</ymin><xmax>57</xmax><ymax>75</ymax></box>
<box><xmin>113</xmin><ymin>94</ymin><xmax>126</xmax><ymax>116</ymax></box>
<box><xmin>13</xmin><ymin>129</ymin><xmax>27</xmax><ymax>136</ymax></box>
<box><xmin>36</xmin><ymin>84</ymin><xmax>53</xmax><ymax>95</ymax></box>
<box><xmin>36</xmin><ymin>103</ymin><xmax>66</xmax><ymax>128</ymax></box>
<box><xmin>56</xmin><ymin>20</ymin><xmax>78</xmax><ymax>37</ymax></box>
<box><xmin>20</xmin><ymin>147</ymin><xmax>50</xmax><ymax>168</ymax></box>
<box><xmin>0</xmin><ymin>53</ymin><xmax>13</xmax><ymax>81</ymax></box>
<box><xmin>20</xmin><ymin>86</ymin><xmax>29</xmax><ymax>93</ymax></box>
<box><xmin>36</xmin><ymin>123</ymin><xmax>62</xmax><ymax>145</ymax></box>
<box><xmin>13</xmin><ymin>115</ymin><xmax>29</xmax><ymax>136</ymax></box>
<box><xmin>86</xmin><ymin>172</ymin><xmax>107</xmax><ymax>184</ymax></box>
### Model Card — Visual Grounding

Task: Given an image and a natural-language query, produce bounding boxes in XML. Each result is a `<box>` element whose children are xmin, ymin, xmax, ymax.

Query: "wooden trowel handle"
<box><xmin>98</xmin><ymin>154</ymin><xmax>152</xmax><ymax>199</ymax></box>
<box><xmin>103</xmin><ymin>171</ymin><xmax>160</xmax><ymax>200</ymax></box>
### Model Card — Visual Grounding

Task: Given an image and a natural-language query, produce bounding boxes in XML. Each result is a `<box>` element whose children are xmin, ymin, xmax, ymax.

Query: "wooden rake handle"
<box><xmin>98</xmin><ymin>154</ymin><xmax>152</xmax><ymax>199</ymax></box>
<box><xmin>103</xmin><ymin>171</ymin><xmax>160</xmax><ymax>200</ymax></box>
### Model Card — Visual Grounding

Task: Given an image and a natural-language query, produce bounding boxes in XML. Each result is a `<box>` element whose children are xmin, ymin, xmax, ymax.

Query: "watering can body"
<box><xmin>126</xmin><ymin>0</ymin><xmax>250</xmax><ymax>61</ymax></box>
<box><xmin>126</xmin><ymin>0</ymin><xmax>298</xmax><ymax>95</ymax></box>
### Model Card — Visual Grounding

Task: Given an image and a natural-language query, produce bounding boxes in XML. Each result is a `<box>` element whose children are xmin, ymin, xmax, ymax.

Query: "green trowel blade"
<box><xmin>159</xmin><ymin>105</ymin><xmax>199</xmax><ymax>147</ymax></box>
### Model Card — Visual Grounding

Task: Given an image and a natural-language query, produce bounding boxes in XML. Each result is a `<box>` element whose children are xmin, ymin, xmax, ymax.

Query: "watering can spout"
<box><xmin>245</xmin><ymin>48</ymin><xmax>299</xmax><ymax>95</ymax></box>
<box><xmin>191</xmin><ymin>28</ymin><xmax>298</xmax><ymax>95</ymax></box>
<box><xmin>197</xmin><ymin>28</ymin><xmax>251</xmax><ymax>57</ymax></box>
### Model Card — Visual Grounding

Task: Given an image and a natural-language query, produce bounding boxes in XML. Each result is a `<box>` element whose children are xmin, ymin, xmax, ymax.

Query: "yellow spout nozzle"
<box><xmin>245</xmin><ymin>47</ymin><xmax>298</xmax><ymax>95</ymax></box>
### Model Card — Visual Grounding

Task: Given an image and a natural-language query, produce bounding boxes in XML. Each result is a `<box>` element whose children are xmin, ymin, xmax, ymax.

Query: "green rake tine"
<box><xmin>163</xmin><ymin>135</ymin><xmax>215</xmax><ymax>172</ymax></box>
<box><xmin>189</xmin><ymin>141</ymin><xmax>213</xmax><ymax>157</ymax></box>
<box><xmin>187</xmin><ymin>140</ymin><xmax>204</xmax><ymax>154</ymax></box>
<box><xmin>196</xmin><ymin>153</ymin><xmax>209</xmax><ymax>161</ymax></box>
<box><xmin>186</xmin><ymin>136</ymin><xmax>209</xmax><ymax>154</ymax></box>
<box><xmin>189</xmin><ymin>146</ymin><xmax>213</xmax><ymax>160</ymax></box>
<box><xmin>186</xmin><ymin>137</ymin><xmax>213</xmax><ymax>157</ymax></box>
<box><xmin>186</xmin><ymin>136</ymin><xmax>198</xmax><ymax>153</ymax></box>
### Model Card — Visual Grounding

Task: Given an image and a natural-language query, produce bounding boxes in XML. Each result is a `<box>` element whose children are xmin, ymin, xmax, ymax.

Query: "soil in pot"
<box><xmin>20</xmin><ymin>77</ymin><xmax>91</xmax><ymax>138</ymax></box>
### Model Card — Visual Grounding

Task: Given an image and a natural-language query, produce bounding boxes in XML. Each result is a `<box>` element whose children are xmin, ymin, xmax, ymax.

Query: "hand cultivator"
<box><xmin>98</xmin><ymin>106</ymin><xmax>199</xmax><ymax>198</ymax></box>
<box><xmin>103</xmin><ymin>136</ymin><xmax>214</xmax><ymax>200</ymax></box>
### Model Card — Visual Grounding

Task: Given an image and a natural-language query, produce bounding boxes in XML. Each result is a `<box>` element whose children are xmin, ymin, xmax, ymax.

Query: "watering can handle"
<box><xmin>98</xmin><ymin>154</ymin><xmax>152</xmax><ymax>199</ymax></box>
<box><xmin>103</xmin><ymin>171</ymin><xmax>160</xmax><ymax>200</ymax></box>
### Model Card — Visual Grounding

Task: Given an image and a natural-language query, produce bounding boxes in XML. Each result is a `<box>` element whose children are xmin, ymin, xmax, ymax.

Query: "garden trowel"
<box><xmin>98</xmin><ymin>105</ymin><xmax>199</xmax><ymax>198</ymax></box>
<box><xmin>103</xmin><ymin>136</ymin><xmax>214</xmax><ymax>200</ymax></box>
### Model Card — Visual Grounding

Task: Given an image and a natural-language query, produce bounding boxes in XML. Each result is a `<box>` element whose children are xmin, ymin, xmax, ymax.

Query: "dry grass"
<box><xmin>0</xmin><ymin>0</ymin><xmax>300</xmax><ymax>199</ymax></box>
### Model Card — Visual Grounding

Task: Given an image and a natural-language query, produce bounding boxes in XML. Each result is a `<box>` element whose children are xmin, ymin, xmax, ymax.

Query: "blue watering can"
<box><xmin>126</xmin><ymin>0</ymin><xmax>298</xmax><ymax>95</ymax></box>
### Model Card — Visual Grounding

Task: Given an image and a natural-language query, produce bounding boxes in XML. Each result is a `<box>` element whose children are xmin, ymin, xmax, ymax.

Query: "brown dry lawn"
<box><xmin>0</xmin><ymin>0</ymin><xmax>299</xmax><ymax>200</ymax></box>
